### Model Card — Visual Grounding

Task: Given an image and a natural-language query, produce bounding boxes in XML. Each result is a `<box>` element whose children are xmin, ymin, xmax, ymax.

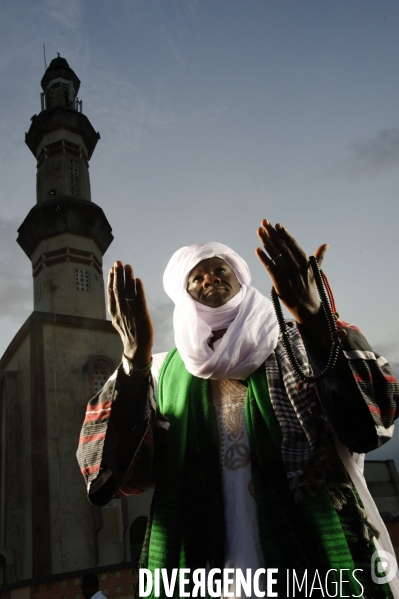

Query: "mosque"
<box><xmin>0</xmin><ymin>56</ymin><xmax>151</xmax><ymax>599</ymax></box>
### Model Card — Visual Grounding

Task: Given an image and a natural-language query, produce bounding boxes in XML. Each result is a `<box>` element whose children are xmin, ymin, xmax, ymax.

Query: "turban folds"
<box><xmin>163</xmin><ymin>242</ymin><xmax>279</xmax><ymax>379</ymax></box>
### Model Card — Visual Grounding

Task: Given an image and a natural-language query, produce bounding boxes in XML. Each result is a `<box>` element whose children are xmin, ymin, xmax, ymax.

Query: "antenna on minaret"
<box><xmin>43</xmin><ymin>43</ymin><xmax>48</xmax><ymax>71</ymax></box>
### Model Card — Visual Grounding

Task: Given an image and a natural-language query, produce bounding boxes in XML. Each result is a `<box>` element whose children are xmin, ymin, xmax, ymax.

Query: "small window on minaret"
<box><xmin>70</xmin><ymin>160</ymin><xmax>80</xmax><ymax>196</ymax></box>
<box><xmin>93</xmin><ymin>361</ymin><xmax>111</xmax><ymax>394</ymax></box>
<box><xmin>75</xmin><ymin>269</ymin><xmax>90</xmax><ymax>292</ymax></box>
<box><xmin>83</xmin><ymin>356</ymin><xmax>115</xmax><ymax>396</ymax></box>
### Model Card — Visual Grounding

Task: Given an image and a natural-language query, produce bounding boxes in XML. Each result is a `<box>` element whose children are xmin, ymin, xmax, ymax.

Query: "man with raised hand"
<box><xmin>78</xmin><ymin>221</ymin><xmax>399</xmax><ymax>598</ymax></box>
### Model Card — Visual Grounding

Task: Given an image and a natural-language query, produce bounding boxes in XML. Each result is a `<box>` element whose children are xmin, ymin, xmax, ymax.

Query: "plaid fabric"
<box><xmin>245</xmin><ymin>367</ymin><xmax>393</xmax><ymax>598</ymax></box>
<box><xmin>77</xmin><ymin>321</ymin><xmax>399</xmax><ymax>506</ymax></box>
<box><xmin>265</xmin><ymin>324</ymin><xmax>317</xmax><ymax>481</ymax></box>
<box><xmin>265</xmin><ymin>321</ymin><xmax>399</xmax><ymax>494</ymax></box>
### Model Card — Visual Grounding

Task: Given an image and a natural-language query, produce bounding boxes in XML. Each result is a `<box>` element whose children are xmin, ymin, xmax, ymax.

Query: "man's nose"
<box><xmin>203</xmin><ymin>273</ymin><xmax>220</xmax><ymax>287</ymax></box>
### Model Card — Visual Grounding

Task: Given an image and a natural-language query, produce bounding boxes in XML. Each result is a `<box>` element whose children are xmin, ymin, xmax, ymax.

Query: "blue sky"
<box><xmin>1</xmin><ymin>0</ymin><xmax>399</xmax><ymax>462</ymax></box>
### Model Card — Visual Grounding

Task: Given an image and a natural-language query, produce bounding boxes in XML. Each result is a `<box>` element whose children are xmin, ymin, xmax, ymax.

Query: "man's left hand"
<box><xmin>256</xmin><ymin>219</ymin><xmax>328</xmax><ymax>327</ymax></box>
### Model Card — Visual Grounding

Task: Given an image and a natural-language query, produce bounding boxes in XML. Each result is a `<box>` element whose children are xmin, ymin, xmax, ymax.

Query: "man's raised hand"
<box><xmin>107</xmin><ymin>261</ymin><xmax>154</xmax><ymax>368</ymax></box>
<box><xmin>256</xmin><ymin>220</ymin><xmax>328</xmax><ymax>326</ymax></box>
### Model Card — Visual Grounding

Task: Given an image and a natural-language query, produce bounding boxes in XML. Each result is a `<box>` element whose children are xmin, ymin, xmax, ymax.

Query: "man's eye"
<box><xmin>193</xmin><ymin>275</ymin><xmax>202</xmax><ymax>282</ymax></box>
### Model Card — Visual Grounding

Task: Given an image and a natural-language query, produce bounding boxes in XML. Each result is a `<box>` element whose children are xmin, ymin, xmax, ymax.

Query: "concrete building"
<box><xmin>0</xmin><ymin>56</ymin><xmax>151</xmax><ymax>599</ymax></box>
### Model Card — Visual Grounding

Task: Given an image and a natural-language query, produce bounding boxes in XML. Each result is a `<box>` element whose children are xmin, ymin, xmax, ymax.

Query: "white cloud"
<box><xmin>0</xmin><ymin>0</ymin><xmax>87</xmax><ymax>74</ymax></box>
<box><xmin>339</xmin><ymin>128</ymin><xmax>399</xmax><ymax>177</ymax></box>
<box><xmin>79</xmin><ymin>63</ymin><xmax>228</xmax><ymax>168</ymax></box>
<box><xmin>39</xmin><ymin>0</ymin><xmax>83</xmax><ymax>32</ymax></box>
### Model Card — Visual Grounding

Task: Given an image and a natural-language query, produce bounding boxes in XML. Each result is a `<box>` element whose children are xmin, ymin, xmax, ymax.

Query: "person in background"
<box><xmin>80</xmin><ymin>574</ymin><xmax>107</xmax><ymax>599</ymax></box>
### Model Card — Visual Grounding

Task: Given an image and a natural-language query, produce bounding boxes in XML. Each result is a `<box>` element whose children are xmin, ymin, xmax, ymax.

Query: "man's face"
<box><xmin>187</xmin><ymin>257</ymin><xmax>241</xmax><ymax>308</ymax></box>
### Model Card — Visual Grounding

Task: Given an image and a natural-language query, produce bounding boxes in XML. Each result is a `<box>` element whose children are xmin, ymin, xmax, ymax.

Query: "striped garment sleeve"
<box><xmin>337</xmin><ymin>321</ymin><xmax>399</xmax><ymax>448</ymax></box>
<box><xmin>76</xmin><ymin>366</ymin><xmax>169</xmax><ymax>506</ymax></box>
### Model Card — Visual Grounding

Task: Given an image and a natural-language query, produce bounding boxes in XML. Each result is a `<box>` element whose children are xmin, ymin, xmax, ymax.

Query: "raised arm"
<box><xmin>108</xmin><ymin>261</ymin><xmax>154</xmax><ymax>381</ymax></box>
<box><xmin>105</xmin><ymin>261</ymin><xmax>155</xmax><ymax>471</ymax></box>
<box><xmin>256</xmin><ymin>220</ymin><xmax>399</xmax><ymax>452</ymax></box>
<box><xmin>256</xmin><ymin>219</ymin><xmax>330</xmax><ymax>353</ymax></box>
<box><xmin>77</xmin><ymin>262</ymin><xmax>159</xmax><ymax>505</ymax></box>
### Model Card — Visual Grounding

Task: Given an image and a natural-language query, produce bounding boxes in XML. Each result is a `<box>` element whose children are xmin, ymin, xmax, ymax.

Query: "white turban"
<box><xmin>163</xmin><ymin>242</ymin><xmax>279</xmax><ymax>380</ymax></box>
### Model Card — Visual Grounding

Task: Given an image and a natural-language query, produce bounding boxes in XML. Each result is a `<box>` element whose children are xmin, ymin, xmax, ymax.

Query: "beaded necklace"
<box><xmin>270</xmin><ymin>256</ymin><xmax>340</xmax><ymax>386</ymax></box>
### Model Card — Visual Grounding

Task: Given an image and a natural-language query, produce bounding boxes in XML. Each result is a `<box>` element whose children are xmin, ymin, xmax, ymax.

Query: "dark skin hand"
<box><xmin>107</xmin><ymin>262</ymin><xmax>154</xmax><ymax>458</ymax></box>
<box><xmin>256</xmin><ymin>220</ymin><xmax>364</xmax><ymax>398</ymax></box>
<box><xmin>107</xmin><ymin>261</ymin><xmax>154</xmax><ymax>377</ymax></box>
<box><xmin>256</xmin><ymin>219</ymin><xmax>331</xmax><ymax>353</ymax></box>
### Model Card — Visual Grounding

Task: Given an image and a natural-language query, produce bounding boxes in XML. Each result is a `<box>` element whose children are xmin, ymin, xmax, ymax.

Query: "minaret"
<box><xmin>0</xmin><ymin>57</ymin><xmax>151</xmax><ymax>592</ymax></box>
<box><xmin>18</xmin><ymin>55</ymin><xmax>112</xmax><ymax>319</ymax></box>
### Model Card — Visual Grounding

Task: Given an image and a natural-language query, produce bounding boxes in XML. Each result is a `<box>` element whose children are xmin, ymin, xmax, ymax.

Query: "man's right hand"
<box><xmin>107</xmin><ymin>261</ymin><xmax>154</xmax><ymax>368</ymax></box>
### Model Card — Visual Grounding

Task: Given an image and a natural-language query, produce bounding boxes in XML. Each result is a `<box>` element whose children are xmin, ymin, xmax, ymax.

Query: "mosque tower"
<box><xmin>0</xmin><ymin>57</ymin><xmax>151</xmax><ymax>597</ymax></box>
<box><xmin>20</xmin><ymin>54</ymin><xmax>109</xmax><ymax>319</ymax></box>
